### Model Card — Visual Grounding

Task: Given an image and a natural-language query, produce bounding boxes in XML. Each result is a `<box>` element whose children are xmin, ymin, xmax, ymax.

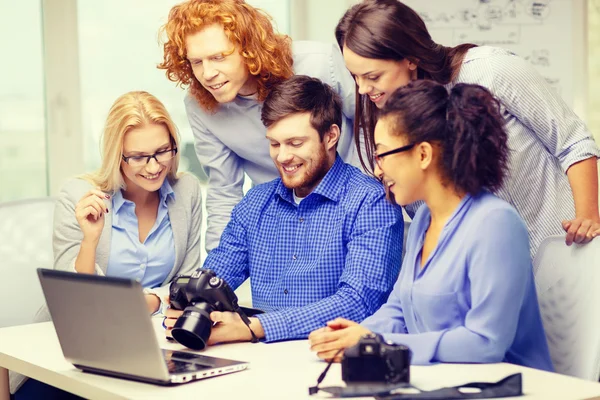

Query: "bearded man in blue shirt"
<box><xmin>164</xmin><ymin>75</ymin><xmax>404</xmax><ymax>344</ymax></box>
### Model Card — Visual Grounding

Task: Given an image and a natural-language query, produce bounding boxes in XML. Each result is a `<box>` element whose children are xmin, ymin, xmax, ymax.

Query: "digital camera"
<box><xmin>342</xmin><ymin>333</ymin><xmax>411</xmax><ymax>384</ymax></box>
<box><xmin>169</xmin><ymin>268</ymin><xmax>252</xmax><ymax>350</ymax></box>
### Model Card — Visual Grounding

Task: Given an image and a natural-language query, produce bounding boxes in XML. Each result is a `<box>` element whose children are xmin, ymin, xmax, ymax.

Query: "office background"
<box><xmin>1</xmin><ymin>0</ymin><xmax>599</xmax><ymax>203</ymax></box>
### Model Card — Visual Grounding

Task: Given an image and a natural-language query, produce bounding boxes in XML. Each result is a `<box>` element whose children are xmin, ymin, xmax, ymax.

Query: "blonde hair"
<box><xmin>83</xmin><ymin>91</ymin><xmax>181</xmax><ymax>193</ymax></box>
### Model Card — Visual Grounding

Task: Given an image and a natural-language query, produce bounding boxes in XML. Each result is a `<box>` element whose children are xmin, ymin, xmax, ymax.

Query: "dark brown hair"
<box><xmin>380</xmin><ymin>80</ymin><xmax>509</xmax><ymax>195</ymax></box>
<box><xmin>336</xmin><ymin>0</ymin><xmax>477</xmax><ymax>172</ymax></box>
<box><xmin>261</xmin><ymin>75</ymin><xmax>342</xmax><ymax>140</ymax></box>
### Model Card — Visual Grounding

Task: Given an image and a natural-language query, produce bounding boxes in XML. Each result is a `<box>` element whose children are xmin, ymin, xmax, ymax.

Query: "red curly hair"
<box><xmin>158</xmin><ymin>0</ymin><xmax>294</xmax><ymax>112</ymax></box>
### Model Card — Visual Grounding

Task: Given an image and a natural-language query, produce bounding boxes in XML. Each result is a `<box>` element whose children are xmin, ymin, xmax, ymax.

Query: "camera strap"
<box><xmin>233</xmin><ymin>305</ymin><xmax>260</xmax><ymax>343</ymax></box>
<box><xmin>375</xmin><ymin>373</ymin><xmax>522</xmax><ymax>400</ymax></box>
<box><xmin>311</xmin><ymin>373</ymin><xmax>522</xmax><ymax>399</ymax></box>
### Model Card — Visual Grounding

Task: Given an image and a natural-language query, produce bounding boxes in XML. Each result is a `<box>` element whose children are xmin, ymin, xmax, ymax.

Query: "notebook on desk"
<box><xmin>37</xmin><ymin>268</ymin><xmax>249</xmax><ymax>385</ymax></box>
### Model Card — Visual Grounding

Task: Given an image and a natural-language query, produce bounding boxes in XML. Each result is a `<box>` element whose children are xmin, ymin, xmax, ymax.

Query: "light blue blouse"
<box><xmin>105</xmin><ymin>180</ymin><xmax>176</xmax><ymax>288</ymax></box>
<box><xmin>362</xmin><ymin>191</ymin><xmax>554</xmax><ymax>371</ymax></box>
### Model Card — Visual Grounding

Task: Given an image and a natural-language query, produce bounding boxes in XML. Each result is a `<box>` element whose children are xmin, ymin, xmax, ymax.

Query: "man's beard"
<box><xmin>280</xmin><ymin>146</ymin><xmax>330</xmax><ymax>194</ymax></box>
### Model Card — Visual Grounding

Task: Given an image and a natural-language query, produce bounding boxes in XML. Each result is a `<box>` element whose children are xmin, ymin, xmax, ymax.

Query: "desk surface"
<box><xmin>1</xmin><ymin>320</ymin><xmax>600</xmax><ymax>400</ymax></box>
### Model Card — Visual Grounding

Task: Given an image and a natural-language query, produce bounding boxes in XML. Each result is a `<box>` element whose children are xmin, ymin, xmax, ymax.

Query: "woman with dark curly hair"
<box><xmin>158</xmin><ymin>0</ymin><xmax>359</xmax><ymax>253</ymax></box>
<box><xmin>334</xmin><ymin>0</ymin><xmax>600</xmax><ymax>257</ymax></box>
<box><xmin>309</xmin><ymin>80</ymin><xmax>554</xmax><ymax>371</ymax></box>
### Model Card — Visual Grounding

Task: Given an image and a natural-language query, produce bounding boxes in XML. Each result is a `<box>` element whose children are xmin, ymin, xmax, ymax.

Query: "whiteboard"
<box><xmin>396</xmin><ymin>0</ymin><xmax>589</xmax><ymax>120</ymax></box>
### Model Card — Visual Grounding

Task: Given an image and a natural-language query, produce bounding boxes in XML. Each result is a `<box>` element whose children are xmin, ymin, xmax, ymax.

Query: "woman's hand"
<box><xmin>75</xmin><ymin>188</ymin><xmax>110</xmax><ymax>244</ymax></box>
<box><xmin>308</xmin><ymin>318</ymin><xmax>372</xmax><ymax>362</ymax></box>
<box><xmin>562</xmin><ymin>218</ymin><xmax>600</xmax><ymax>245</ymax></box>
<box><xmin>144</xmin><ymin>294</ymin><xmax>161</xmax><ymax>314</ymax></box>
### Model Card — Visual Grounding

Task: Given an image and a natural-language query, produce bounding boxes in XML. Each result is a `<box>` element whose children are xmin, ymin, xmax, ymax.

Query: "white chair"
<box><xmin>534</xmin><ymin>235</ymin><xmax>600</xmax><ymax>381</ymax></box>
<box><xmin>0</xmin><ymin>198</ymin><xmax>55</xmax><ymax>328</ymax></box>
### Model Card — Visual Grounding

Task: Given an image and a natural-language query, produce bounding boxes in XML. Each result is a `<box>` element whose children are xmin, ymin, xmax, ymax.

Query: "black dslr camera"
<box><xmin>169</xmin><ymin>268</ymin><xmax>255</xmax><ymax>350</ymax></box>
<box><xmin>342</xmin><ymin>333</ymin><xmax>411</xmax><ymax>384</ymax></box>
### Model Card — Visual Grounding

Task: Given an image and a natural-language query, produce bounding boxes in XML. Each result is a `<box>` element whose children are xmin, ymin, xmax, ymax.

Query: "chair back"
<box><xmin>0</xmin><ymin>198</ymin><xmax>55</xmax><ymax>328</ymax></box>
<box><xmin>534</xmin><ymin>235</ymin><xmax>600</xmax><ymax>380</ymax></box>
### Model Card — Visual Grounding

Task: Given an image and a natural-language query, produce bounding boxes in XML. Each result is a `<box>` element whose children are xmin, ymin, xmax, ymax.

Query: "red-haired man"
<box><xmin>159</xmin><ymin>0</ymin><xmax>360</xmax><ymax>252</ymax></box>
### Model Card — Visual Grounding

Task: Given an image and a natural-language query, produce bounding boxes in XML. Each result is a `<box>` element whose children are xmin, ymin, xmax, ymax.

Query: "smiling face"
<box><xmin>342</xmin><ymin>46</ymin><xmax>416</xmax><ymax>109</ymax></box>
<box><xmin>121</xmin><ymin>123</ymin><xmax>174</xmax><ymax>195</ymax></box>
<box><xmin>266</xmin><ymin>112</ymin><xmax>339</xmax><ymax>197</ymax></box>
<box><xmin>373</xmin><ymin>116</ymin><xmax>425</xmax><ymax>206</ymax></box>
<box><xmin>186</xmin><ymin>23</ymin><xmax>256</xmax><ymax>103</ymax></box>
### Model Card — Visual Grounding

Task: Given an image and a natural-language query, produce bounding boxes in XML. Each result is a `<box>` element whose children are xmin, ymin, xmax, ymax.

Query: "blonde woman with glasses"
<box><xmin>52</xmin><ymin>91</ymin><xmax>202</xmax><ymax>314</ymax></box>
<box><xmin>15</xmin><ymin>92</ymin><xmax>202</xmax><ymax>398</ymax></box>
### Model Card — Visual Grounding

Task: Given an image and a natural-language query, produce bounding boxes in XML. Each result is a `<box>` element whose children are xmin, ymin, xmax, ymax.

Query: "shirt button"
<box><xmin>292</xmin><ymin>255</ymin><xmax>297</xmax><ymax>260</ymax></box>
<box><xmin>284</xmin><ymin>289</ymin><xmax>289</xmax><ymax>295</ymax></box>
<box><xmin>299</xmin><ymin>217</ymin><xmax>305</xmax><ymax>222</ymax></box>
<box><xmin>135</xmin><ymin>278</ymin><xmax>141</xmax><ymax>282</ymax></box>
<box><xmin>140</xmin><ymin>263</ymin><xmax>146</xmax><ymax>269</ymax></box>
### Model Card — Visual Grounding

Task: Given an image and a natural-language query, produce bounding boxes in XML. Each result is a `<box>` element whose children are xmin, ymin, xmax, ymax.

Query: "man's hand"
<box><xmin>163</xmin><ymin>309</ymin><xmax>265</xmax><ymax>345</ymax></box>
<box><xmin>562</xmin><ymin>218</ymin><xmax>600</xmax><ymax>245</ymax></box>
<box><xmin>163</xmin><ymin>308</ymin><xmax>184</xmax><ymax>339</ymax></box>
<box><xmin>207</xmin><ymin>312</ymin><xmax>264</xmax><ymax>345</ymax></box>
<box><xmin>308</xmin><ymin>318</ymin><xmax>371</xmax><ymax>362</ymax></box>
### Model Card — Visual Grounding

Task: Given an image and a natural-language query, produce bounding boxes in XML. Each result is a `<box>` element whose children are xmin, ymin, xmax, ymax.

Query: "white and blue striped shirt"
<box><xmin>448</xmin><ymin>46</ymin><xmax>600</xmax><ymax>257</ymax></box>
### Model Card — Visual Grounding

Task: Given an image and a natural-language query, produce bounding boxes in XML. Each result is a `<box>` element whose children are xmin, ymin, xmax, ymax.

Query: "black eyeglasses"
<box><xmin>122</xmin><ymin>148</ymin><xmax>178</xmax><ymax>168</ymax></box>
<box><xmin>374</xmin><ymin>143</ymin><xmax>416</xmax><ymax>169</ymax></box>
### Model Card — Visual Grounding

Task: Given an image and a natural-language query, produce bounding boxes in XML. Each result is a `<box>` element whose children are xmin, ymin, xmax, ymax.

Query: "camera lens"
<box><xmin>171</xmin><ymin>302</ymin><xmax>214</xmax><ymax>350</ymax></box>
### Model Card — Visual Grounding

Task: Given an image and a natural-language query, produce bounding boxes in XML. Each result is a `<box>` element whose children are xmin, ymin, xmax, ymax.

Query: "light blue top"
<box><xmin>106</xmin><ymin>180</ymin><xmax>176</xmax><ymax>289</ymax></box>
<box><xmin>362</xmin><ymin>191</ymin><xmax>554</xmax><ymax>371</ymax></box>
<box><xmin>185</xmin><ymin>41</ymin><xmax>359</xmax><ymax>252</ymax></box>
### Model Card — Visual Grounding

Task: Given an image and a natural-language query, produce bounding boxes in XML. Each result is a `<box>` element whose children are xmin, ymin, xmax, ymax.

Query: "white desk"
<box><xmin>1</xmin><ymin>320</ymin><xmax>600</xmax><ymax>400</ymax></box>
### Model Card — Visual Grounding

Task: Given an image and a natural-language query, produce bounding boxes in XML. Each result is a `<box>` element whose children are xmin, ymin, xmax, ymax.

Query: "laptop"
<box><xmin>37</xmin><ymin>268</ymin><xmax>249</xmax><ymax>385</ymax></box>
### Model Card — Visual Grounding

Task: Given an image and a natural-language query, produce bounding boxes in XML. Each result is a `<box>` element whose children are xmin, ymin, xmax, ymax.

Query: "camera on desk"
<box><xmin>342</xmin><ymin>333</ymin><xmax>411</xmax><ymax>384</ymax></box>
<box><xmin>169</xmin><ymin>268</ymin><xmax>252</xmax><ymax>350</ymax></box>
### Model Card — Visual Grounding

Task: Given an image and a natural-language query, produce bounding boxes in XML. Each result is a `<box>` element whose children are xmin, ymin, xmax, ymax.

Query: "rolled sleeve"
<box><xmin>484</xmin><ymin>53</ymin><xmax>600</xmax><ymax>172</ymax></box>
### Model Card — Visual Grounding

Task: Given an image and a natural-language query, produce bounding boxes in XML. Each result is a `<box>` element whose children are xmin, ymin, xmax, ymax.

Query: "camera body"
<box><xmin>342</xmin><ymin>333</ymin><xmax>411</xmax><ymax>384</ymax></box>
<box><xmin>169</xmin><ymin>268</ymin><xmax>246</xmax><ymax>350</ymax></box>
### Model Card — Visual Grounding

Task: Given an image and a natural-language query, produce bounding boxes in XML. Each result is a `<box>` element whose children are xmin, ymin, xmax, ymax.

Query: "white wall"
<box><xmin>290</xmin><ymin>0</ymin><xmax>355</xmax><ymax>42</ymax></box>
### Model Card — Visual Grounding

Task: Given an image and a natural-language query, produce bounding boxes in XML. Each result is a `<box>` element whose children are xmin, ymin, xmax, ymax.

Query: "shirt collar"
<box><xmin>112</xmin><ymin>178</ymin><xmax>175</xmax><ymax>215</ymax></box>
<box><xmin>158</xmin><ymin>178</ymin><xmax>175</xmax><ymax>205</ymax></box>
<box><xmin>275</xmin><ymin>155</ymin><xmax>347</xmax><ymax>204</ymax></box>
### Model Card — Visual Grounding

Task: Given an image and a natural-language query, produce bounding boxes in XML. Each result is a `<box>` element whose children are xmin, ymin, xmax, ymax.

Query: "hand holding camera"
<box><xmin>164</xmin><ymin>268</ymin><xmax>261</xmax><ymax>350</ymax></box>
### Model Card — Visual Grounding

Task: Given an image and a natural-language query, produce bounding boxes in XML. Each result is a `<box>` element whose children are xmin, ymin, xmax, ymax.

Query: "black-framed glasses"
<box><xmin>374</xmin><ymin>143</ymin><xmax>416</xmax><ymax>169</ymax></box>
<box><xmin>122</xmin><ymin>148</ymin><xmax>178</xmax><ymax>168</ymax></box>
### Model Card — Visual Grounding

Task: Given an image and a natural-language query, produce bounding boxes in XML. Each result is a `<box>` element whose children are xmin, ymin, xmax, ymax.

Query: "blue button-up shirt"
<box><xmin>362</xmin><ymin>192</ymin><xmax>554</xmax><ymax>371</ymax></box>
<box><xmin>187</xmin><ymin>41</ymin><xmax>360</xmax><ymax>253</ymax></box>
<box><xmin>204</xmin><ymin>156</ymin><xmax>404</xmax><ymax>342</ymax></box>
<box><xmin>106</xmin><ymin>180</ymin><xmax>176</xmax><ymax>288</ymax></box>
